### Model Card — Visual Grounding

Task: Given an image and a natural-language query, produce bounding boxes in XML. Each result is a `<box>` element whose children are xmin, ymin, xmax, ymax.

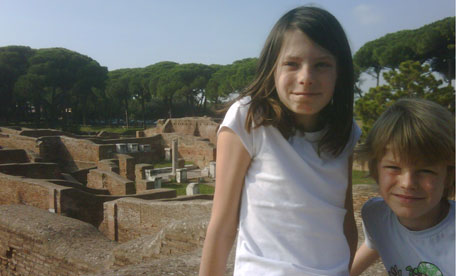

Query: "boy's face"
<box><xmin>377</xmin><ymin>149</ymin><xmax>448</xmax><ymax>230</ymax></box>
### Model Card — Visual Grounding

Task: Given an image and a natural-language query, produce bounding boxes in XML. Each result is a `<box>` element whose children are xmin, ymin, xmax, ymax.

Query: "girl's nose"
<box><xmin>298</xmin><ymin>65</ymin><xmax>313</xmax><ymax>86</ymax></box>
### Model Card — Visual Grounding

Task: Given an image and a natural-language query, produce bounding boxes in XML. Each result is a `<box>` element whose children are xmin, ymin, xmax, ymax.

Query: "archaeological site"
<box><xmin>0</xmin><ymin>116</ymin><xmax>383</xmax><ymax>276</ymax></box>
<box><xmin>0</xmin><ymin>117</ymin><xmax>234</xmax><ymax>276</ymax></box>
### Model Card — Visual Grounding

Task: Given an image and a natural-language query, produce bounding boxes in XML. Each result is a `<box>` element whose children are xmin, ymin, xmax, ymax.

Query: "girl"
<box><xmin>200</xmin><ymin>6</ymin><xmax>360</xmax><ymax>276</ymax></box>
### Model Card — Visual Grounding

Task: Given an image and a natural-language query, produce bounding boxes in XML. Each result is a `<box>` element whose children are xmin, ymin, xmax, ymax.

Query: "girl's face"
<box><xmin>274</xmin><ymin>29</ymin><xmax>337</xmax><ymax>131</ymax></box>
<box><xmin>377</xmin><ymin>149</ymin><xmax>448</xmax><ymax>231</ymax></box>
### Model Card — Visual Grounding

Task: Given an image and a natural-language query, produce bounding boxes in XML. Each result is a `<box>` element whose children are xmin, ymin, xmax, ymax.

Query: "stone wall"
<box><xmin>142</xmin><ymin>117</ymin><xmax>220</xmax><ymax>145</ymax></box>
<box><xmin>0</xmin><ymin>133</ymin><xmax>39</xmax><ymax>155</ymax></box>
<box><xmin>0</xmin><ymin>163</ymin><xmax>62</xmax><ymax>180</ymax></box>
<box><xmin>0</xmin><ymin>172</ymin><xmax>177</xmax><ymax>228</ymax></box>
<box><xmin>87</xmin><ymin>169</ymin><xmax>135</xmax><ymax>196</ymax></box>
<box><xmin>100</xmin><ymin>197</ymin><xmax>212</xmax><ymax>243</ymax></box>
<box><xmin>0</xmin><ymin>205</ymin><xmax>115</xmax><ymax>276</ymax></box>
<box><xmin>161</xmin><ymin>133</ymin><xmax>216</xmax><ymax>169</ymax></box>
<box><xmin>0</xmin><ymin>149</ymin><xmax>29</xmax><ymax>164</ymax></box>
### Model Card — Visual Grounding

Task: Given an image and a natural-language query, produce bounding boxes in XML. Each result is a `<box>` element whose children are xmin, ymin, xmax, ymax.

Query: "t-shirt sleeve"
<box><xmin>361</xmin><ymin>199</ymin><xmax>378</xmax><ymax>250</ymax></box>
<box><xmin>218</xmin><ymin>98</ymin><xmax>254</xmax><ymax>157</ymax></box>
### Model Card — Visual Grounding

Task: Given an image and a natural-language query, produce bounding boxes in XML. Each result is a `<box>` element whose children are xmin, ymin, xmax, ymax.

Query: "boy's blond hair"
<box><xmin>356</xmin><ymin>98</ymin><xmax>455</xmax><ymax>198</ymax></box>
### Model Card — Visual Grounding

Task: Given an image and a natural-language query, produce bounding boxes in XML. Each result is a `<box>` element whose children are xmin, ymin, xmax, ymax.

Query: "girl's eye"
<box><xmin>316</xmin><ymin>62</ymin><xmax>332</xmax><ymax>68</ymax></box>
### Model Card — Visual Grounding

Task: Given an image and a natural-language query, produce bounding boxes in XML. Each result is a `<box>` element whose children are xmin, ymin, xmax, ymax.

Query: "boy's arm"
<box><xmin>199</xmin><ymin>127</ymin><xmax>251</xmax><ymax>276</ymax></box>
<box><xmin>350</xmin><ymin>243</ymin><xmax>380</xmax><ymax>276</ymax></box>
<box><xmin>344</xmin><ymin>156</ymin><xmax>358</xmax><ymax>271</ymax></box>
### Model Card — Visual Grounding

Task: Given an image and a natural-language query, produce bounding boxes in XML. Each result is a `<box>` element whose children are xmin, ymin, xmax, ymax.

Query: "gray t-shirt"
<box><xmin>220</xmin><ymin>97</ymin><xmax>361</xmax><ymax>275</ymax></box>
<box><xmin>363</xmin><ymin>197</ymin><xmax>455</xmax><ymax>276</ymax></box>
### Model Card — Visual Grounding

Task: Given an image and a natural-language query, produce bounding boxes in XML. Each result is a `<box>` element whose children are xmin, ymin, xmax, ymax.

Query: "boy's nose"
<box><xmin>399</xmin><ymin>171</ymin><xmax>417</xmax><ymax>189</ymax></box>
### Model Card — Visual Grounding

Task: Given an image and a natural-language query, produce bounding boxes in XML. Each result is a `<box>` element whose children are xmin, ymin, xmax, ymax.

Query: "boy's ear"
<box><xmin>444</xmin><ymin>166</ymin><xmax>455</xmax><ymax>199</ymax></box>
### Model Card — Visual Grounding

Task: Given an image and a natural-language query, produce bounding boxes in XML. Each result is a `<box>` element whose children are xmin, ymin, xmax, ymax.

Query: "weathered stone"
<box><xmin>209</xmin><ymin>161</ymin><xmax>216</xmax><ymax>178</ymax></box>
<box><xmin>186</xmin><ymin>183</ymin><xmax>200</xmax><ymax>196</ymax></box>
<box><xmin>176</xmin><ymin>168</ymin><xmax>187</xmax><ymax>183</ymax></box>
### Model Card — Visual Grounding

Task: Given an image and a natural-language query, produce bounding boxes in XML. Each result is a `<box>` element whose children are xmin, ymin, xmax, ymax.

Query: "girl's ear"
<box><xmin>444</xmin><ymin>166</ymin><xmax>455</xmax><ymax>199</ymax></box>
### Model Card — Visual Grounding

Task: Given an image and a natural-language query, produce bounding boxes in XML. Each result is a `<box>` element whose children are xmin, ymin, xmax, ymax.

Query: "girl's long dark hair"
<box><xmin>235</xmin><ymin>6</ymin><xmax>355</xmax><ymax>157</ymax></box>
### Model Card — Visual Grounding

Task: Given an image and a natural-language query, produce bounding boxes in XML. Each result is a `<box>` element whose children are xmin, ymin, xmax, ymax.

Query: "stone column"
<box><xmin>176</xmin><ymin>168</ymin><xmax>187</xmax><ymax>183</ymax></box>
<box><xmin>164</xmin><ymin>147</ymin><xmax>171</xmax><ymax>161</ymax></box>
<box><xmin>209</xmin><ymin>161</ymin><xmax>216</xmax><ymax>178</ymax></box>
<box><xmin>171</xmin><ymin>138</ymin><xmax>178</xmax><ymax>175</ymax></box>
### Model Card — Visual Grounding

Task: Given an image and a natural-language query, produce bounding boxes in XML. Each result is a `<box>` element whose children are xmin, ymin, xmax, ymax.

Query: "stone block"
<box><xmin>154</xmin><ymin>177</ymin><xmax>162</xmax><ymax>189</ymax></box>
<box><xmin>176</xmin><ymin>168</ymin><xmax>187</xmax><ymax>183</ymax></box>
<box><xmin>164</xmin><ymin>147</ymin><xmax>171</xmax><ymax>161</ymax></box>
<box><xmin>209</xmin><ymin>161</ymin><xmax>216</xmax><ymax>178</ymax></box>
<box><xmin>127</xmin><ymin>143</ymin><xmax>139</xmax><ymax>153</ymax></box>
<box><xmin>186</xmin><ymin>183</ymin><xmax>199</xmax><ymax>195</ymax></box>
<box><xmin>115</xmin><ymin>143</ymin><xmax>127</xmax><ymax>153</ymax></box>
<box><xmin>139</xmin><ymin>144</ymin><xmax>151</xmax><ymax>152</ymax></box>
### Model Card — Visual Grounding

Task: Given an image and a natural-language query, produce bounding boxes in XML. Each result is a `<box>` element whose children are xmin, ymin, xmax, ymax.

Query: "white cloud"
<box><xmin>353</xmin><ymin>4</ymin><xmax>383</xmax><ymax>25</ymax></box>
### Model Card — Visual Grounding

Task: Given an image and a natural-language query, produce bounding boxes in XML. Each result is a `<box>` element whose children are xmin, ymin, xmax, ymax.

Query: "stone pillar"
<box><xmin>209</xmin><ymin>161</ymin><xmax>216</xmax><ymax>178</ymax></box>
<box><xmin>186</xmin><ymin>183</ymin><xmax>200</xmax><ymax>195</ymax></box>
<box><xmin>176</xmin><ymin>168</ymin><xmax>187</xmax><ymax>183</ymax></box>
<box><xmin>48</xmin><ymin>189</ymin><xmax>57</xmax><ymax>213</ymax></box>
<box><xmin>171</xmin><ymin>138</ymin><xmax>178</xmax><ymax>175</ymax></box>
<box><xmin>164</xmin><ymin>147</ymin><xmax>171</xmax><ymax>161</ymax></box>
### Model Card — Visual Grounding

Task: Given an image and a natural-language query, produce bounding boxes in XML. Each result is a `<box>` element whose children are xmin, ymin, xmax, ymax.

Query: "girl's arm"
<box><xmin>199</xmin><ymin>127</ymin><xmax>251</xmax><ymax>276</ymax></box>
<box><xmin>344</xmin><ymin>156</ymin><xmax>358</xmax><ymax>271</ymax></box>
<box><xmin>350</xmin><ymin>243</ymin><xmax>380</xmax><ymax>276</ymax></box>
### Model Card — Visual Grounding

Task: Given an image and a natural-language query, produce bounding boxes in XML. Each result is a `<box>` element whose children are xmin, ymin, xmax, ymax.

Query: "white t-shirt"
<box><xmin>219</xmin><ymin>97</ymin><xmax>361</xmax><ymax>276</ymax></box>
<box><xmin>362</xmin><ymin>197</ymin><xmax>455</xmax><ymax>276</ymax></box>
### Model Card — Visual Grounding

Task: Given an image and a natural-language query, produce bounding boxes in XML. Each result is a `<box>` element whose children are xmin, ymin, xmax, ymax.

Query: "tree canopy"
<box><xmin>355</xmin><ymin>60</ymin><xmax>455</xmax><ymax>136</ymax></box>
<box><xmin>354</xmin><ymin>17</ymin><xmax>455</xmax><ymax>86</ymax></box>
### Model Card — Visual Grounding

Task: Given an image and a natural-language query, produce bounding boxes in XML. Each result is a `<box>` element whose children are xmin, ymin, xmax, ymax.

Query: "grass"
<box><xmin>352</xmin><ymin>170</ymin><xmax>376</xmax><ymax>185</ymax></box>
<box><xmin>77</xmin><ymin>125</ymin><xmax>143</xmax><ymax>136</ymax></box>
<box><xmin>162</xmin><ymin>182</ymin><xmax>215</xmax><ymax>196</ymax></box>
<box><xmin>154</xmin><ymin>161</ymin><xmax>194</xmax><ymax>168</ymax></box>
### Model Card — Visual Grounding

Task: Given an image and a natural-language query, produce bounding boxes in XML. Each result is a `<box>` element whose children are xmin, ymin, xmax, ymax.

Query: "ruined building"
<box><xmin>0</xmin><ymin>117</ymin><xmax>236</xmax><ymax>276</ymax></box>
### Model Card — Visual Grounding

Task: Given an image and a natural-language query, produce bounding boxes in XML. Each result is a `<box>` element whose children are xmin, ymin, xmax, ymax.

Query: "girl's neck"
<box><xmin>295</xmin><ymin>114</ymin><xmax>323</xmax><ymax>132</ymax></box>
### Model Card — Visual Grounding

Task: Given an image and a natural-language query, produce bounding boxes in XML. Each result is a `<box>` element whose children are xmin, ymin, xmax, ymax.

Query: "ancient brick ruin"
<box><xmin>0</xmin><ymin>117</ymin><xmax>222</xmax><ymax>276</ymax></box>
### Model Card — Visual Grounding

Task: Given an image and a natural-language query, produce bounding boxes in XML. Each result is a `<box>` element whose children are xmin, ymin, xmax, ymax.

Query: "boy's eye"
<box><xmin>283</xmin><ymin>61</ymin><xmax>299</xmax><ymax>67</ymax></box>
<box><xmin>384</xmin><ymin>165</ymin><xmax>400</xmax><ymax>171</ymax></box>
<box><xmin>419</xmin><ymin>169</ymin><xmax>437</xmax><ymax>175</ymax></box>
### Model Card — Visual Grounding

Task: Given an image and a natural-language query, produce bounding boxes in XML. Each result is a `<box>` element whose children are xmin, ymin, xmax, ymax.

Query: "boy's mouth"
<box><xmin>392</xmin><ymin>193</ymin><xmax>424</xmax><ymax>202</ymax></box>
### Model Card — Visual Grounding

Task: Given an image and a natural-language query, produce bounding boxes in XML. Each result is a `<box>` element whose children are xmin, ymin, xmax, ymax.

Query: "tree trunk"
<box><xmin>141</xmin><ymin>90</ymin><xmax>146</xmax><ymax>129</ymax></box>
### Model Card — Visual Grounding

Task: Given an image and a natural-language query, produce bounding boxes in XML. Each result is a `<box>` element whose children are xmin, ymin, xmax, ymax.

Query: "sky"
<box><xmin>0</xmin><ymin>0</ymin><xmax>455</xmax><ymax>71</ymax></box>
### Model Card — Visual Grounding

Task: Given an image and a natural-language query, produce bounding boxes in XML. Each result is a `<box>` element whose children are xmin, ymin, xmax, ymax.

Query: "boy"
<box><xmin>350</xmin><ymin>98</ymin><xmax>455</xmax><ymax>276</ymax></box>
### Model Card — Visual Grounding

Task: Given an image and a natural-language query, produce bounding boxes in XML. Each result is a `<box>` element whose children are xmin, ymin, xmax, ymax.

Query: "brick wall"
<box><xmin>100</xmin><ymin>197</ymin><xmax>212</xmax><ymax>243</ymax></box>
<box><xmin>0</xmin><ymin>149</ymin><xmax>29</xmax><ymax>164</ymax></box>
<box><xmin>0</xmin><ymin>163</ymin><xmax>62</xmax><ymax>179</ymax></box>
<box><xmin>0</xmin><ymin>205</ymin><xmax>115</xmax><ymax>276</ymax></box>
<box><xmin>161</xmin><ymin>133</ymin><xmax>216</xmax><ymax>169</ymax></box>
<box><xmin>0</xmin><ymin>134</ymin><xmax>39</xmax><ymax>155</ymax></box>
<box><xmin>142</xmin><ymin>117</ymin><xmax>220</xmax><ymax>145</ymax></box>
